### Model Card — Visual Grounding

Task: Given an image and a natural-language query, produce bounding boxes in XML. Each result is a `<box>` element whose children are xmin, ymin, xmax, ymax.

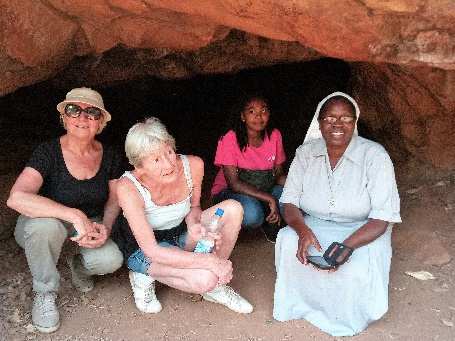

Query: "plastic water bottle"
<box><xmin>194</xmin><ymin>208</ymin><xmax>224</xmax><ymax>253</ymax></box>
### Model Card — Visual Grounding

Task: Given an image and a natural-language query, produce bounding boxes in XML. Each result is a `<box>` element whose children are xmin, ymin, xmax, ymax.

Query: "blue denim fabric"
<box><xmin>213</xmin><ymin>185</ymin><xmax>284</xmax><ymax>229</ymax></box>
<box><xmin>127</xmin><ymin>232</ymin><xmax>187</xmax><ymax>275</ymax></box>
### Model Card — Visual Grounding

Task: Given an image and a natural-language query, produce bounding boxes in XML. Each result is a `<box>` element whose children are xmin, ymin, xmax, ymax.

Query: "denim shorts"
<box><xmin>212</xmin><ymin>185</ymin><xmax>284</xmax><ymax>229</ymax></box>
<box><xmin>127</xmin><ymin>227</ymin><xmax>187</xmax><ymax>275</ymax></box>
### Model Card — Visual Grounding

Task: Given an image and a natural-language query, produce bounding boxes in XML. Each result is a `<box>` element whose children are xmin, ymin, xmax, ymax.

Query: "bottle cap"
<box><xmin>215</xmin><ymin>208</ymin><xmax>224</xmax><ymax>217</ymax></box>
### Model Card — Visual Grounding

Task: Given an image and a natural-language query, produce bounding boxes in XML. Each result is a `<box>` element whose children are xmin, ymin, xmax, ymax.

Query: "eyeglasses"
<box><xmin>64</xmin><ymin>103</ymin><xmax>102</xmax><ymax>121</ymax></box>
<box><xmin>320</xmin><ymin>116</ymin><xmax>355</xmax><ymax>124</ymax></box>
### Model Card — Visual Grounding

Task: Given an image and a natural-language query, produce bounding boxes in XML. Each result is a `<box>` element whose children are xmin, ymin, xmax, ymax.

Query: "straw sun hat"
<box><xmin>56</xmin><ymin>87</ymin><xmax>111</xmax><ymax>123</ymax></box>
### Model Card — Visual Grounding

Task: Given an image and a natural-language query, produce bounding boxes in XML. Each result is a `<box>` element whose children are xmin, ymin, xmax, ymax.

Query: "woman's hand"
<box><xmin>185</xmin><ymin>206</ymin><xmax>203</xmax><ymax>250</ymax></box>
<box><xmin>296</xmin><ymin>228</ymin><xmax>322</xmax><ymax>265</ymax></box>
<box><xmin>187</xmin><ymin>222</ymin><xmax>205</xmax><ymax>241</ymax></box>
<box><xmin>77</xmin><ymin>222</ymin><xmax>109</xmax><ymax>248</ymax></box>
<box><xmin>266</xmin><ymin>198</ymin><xmax>281</xmax><ymax>225</ymax></box>
<box><xmin>188</xmin><ymin>222</ymin><xmax>223</xmax><ymax>252</ymax></box>
<box><xmin>187</xmin><ymin>222</ymin><xmax>221</xmax><ymax>243</ymax></box>
<box><xmin>209</xmin><ymin>232</ymin><xmax>223</xmax><ymax>254</ymax></box>
<box><xmin>69</xmin><ymin>211</ymin><xmax>95</xmax><ymax>242</ymax></box>
<box><xmin>208</xmin><ymin>256</ymin><xmax>233</xmax><ymax>285</ymax></box>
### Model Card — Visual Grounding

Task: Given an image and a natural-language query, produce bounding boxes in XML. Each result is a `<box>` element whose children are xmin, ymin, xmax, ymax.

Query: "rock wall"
<box><xmin>351</xmin><ymin>64</ymin><xmax>455</xmax><ymax>169</ymax></box>
<box><xmin>1</xmin><ymin>0</ymin><xmax>454</xmax><ymax>95</ymax></box>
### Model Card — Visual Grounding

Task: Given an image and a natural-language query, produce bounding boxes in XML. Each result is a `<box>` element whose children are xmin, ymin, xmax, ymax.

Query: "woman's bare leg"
<box><xmin>201</xmin><ymin>199</ymin><xmax>243</xmax><ymax>259</ymax></box>
<box><xmin>149</xmin><ymin>263</ymin><xmax>218</xmax><ymax>294</ymax></box>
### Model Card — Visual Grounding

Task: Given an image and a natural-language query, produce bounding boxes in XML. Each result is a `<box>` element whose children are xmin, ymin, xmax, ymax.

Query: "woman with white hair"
<box><xmin>115</xmin><ymin>117</ymin><xmax>253</xmax><ymax>315</ymax></box>
<box><xmin>273</xmin><ymin>92</ymin><xmax>401</xmax><ymax>336</ymax></box>
<box><xmin>7</xmin><ymin>88</ymin><xmax>124</xmax><ymax>333</ymax></box>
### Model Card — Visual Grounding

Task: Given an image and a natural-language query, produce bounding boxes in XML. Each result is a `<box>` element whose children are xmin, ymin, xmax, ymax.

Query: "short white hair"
<box><xmin>125</xmin><ymin>117</ymin><xmax>176</xmax><ymax>167</ymax></box>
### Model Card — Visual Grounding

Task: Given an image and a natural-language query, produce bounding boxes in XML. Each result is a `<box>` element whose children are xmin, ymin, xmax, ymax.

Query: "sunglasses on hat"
<box><xmin>64</xmin><ymin>103</ymin><xmax>102</xmax><ymax>121</ymax></box>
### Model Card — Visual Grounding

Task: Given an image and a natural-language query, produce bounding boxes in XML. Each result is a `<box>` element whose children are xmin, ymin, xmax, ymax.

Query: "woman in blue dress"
<box><xmin>274</xmin><ymin>92</ymin><xmax>401</xmax><ymax>336</ymax></box>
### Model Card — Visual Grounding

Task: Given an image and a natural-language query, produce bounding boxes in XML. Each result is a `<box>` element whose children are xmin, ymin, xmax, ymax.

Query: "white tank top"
<box><xmin>122</xmin><ymin>154</ymin><xmax>193</xmax><ymax>231</ymax></box>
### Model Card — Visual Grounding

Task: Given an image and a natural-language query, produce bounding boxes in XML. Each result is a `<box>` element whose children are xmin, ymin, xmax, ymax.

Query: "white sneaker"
<box><xmin>67</xmin><ymin>256</ymin><xmax>94</xmax><ymax>293</ymax></box>
<box><xmin>202</xmin><ymin>285</ymin><xmax>253</xmax><ymax>314</ymax></box>
<box><xmin>129</xmin><ymin>271</ymin><xmax>162</xmax><ymax>313</ymax></box>
<box><xmin>32</xmin><ymin>292</ymin><xmax>60</xmax><ymax>333</ymax></box>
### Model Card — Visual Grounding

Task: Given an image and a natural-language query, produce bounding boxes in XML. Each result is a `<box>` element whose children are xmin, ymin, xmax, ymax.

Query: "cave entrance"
<box><xmin>105</xmin><ymin>57</ymin><xmax>353</xmax><ymax>169</ymax></box>
<box><xmin>1</xmin><ymin>58</ymin><xmax>353</xmax><ymax>182</ymax></box>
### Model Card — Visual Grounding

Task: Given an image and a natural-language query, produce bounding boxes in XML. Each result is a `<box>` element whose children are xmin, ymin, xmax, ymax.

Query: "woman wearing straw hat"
<box><xmin>7</xmin><ymin>87</ymin><xmax>123</xmax><ymax>333</ymax></box>
<box><xmin>273</xmin><ymin>92</ymin><xmax>401</xmax><ymax>336</ymax></box>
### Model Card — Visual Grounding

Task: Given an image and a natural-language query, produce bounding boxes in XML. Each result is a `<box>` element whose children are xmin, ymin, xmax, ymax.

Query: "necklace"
<box><xmin>325</xmin><ymin>156</ymin><xmax>336</xmax><ymax>208</ymax></box>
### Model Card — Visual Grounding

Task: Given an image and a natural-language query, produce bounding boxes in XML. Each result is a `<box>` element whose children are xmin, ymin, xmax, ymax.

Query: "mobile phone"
<box><xmin>307</xmin><ymin>256</ymin><xmax>334</xmax><ymax>270</ymax></box>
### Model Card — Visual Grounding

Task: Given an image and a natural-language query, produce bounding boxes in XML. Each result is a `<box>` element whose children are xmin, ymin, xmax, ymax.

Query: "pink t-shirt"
<box><xmin>211</xmin><ymin>129</ymin><xmax>286</xmax><ymax>195</ymax></box>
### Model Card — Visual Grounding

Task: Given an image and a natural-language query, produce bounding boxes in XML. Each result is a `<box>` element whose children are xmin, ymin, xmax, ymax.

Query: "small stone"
<box><xmin>405</xmin><ymin>271</ymin><xmax>435</xmax><ymax>280</ymax></box>
<box><xmin>433</xmin><ymin>181</ymin><xmax>446</xmax><ymax>187</ymax></box>
<box><xmin>441</xmin><ymin>319</ymin><xmax>453</xmax><ymax>327</ymax></box>
<box><xmin>406</xmin><ymin>186</ymin><xmax>424</xmax><ymax>194</ymax></box>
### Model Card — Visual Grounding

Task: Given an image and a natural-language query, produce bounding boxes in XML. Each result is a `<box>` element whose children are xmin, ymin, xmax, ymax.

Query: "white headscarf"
<box><xmin>303</xmin><ymin>91</ymin><xmax>360</xmax><ymax>143</ymax></box>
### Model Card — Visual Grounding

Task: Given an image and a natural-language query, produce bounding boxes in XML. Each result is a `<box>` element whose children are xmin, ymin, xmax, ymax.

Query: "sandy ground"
<box><xmin>1</xmin><ymin>178</ymin><xmax>454</xmax><ymax>341</ymax></box>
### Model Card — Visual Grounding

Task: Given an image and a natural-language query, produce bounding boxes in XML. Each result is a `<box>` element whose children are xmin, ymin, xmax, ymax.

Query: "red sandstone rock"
<box><xmin>352</xmin><ymin>63</ymin><xmax>455</xmax><ymax>169</ymax></box>
<box><xmin>3</xmin><ymin>0</ymin><xmax>78</xmax><ymax>67</ymax></box>
<box><xmin>1</xmin><ymin>0</ymin><xmax>454</xmax><ymax>96</ymax></box>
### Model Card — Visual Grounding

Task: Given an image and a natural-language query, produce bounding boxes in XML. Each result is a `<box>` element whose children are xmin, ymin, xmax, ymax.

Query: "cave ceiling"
<box><xmin>1</xmin><ymin>0</ymin><xmax>454</xmax><ymax>95</ymax></box>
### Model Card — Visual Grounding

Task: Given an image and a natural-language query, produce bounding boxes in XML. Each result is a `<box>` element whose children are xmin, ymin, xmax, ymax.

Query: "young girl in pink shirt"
<box><xmin>211</xmin><ymin>93</ymin><xmax>287</xmax><ymax>242</ymax></box>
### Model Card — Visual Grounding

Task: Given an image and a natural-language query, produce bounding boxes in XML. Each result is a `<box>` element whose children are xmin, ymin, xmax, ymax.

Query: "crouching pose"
<box><xmin>7</xmin><ymin>88</ymin><xmax>123</xmax><ymax>333</ymax></box>
<box><xmin>115</xmin><ymin>117</ymin><xmax>253</xmax><ymax>314</ymax></box>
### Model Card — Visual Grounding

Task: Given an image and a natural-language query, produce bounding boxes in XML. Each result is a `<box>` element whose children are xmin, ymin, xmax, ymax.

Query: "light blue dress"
<box><xmin>274</xmin><ymin>136</ymin><xmax>401</xmax><ymax>336</ymax></box>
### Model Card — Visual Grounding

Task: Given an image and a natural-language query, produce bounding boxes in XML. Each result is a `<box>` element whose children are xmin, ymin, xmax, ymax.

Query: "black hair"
<box><xmin>318</xmin><ymin>95</ymin><xmax>356</xmax><ymax>119</ymax></box>
<box><xmin>222</xmin><ymin>91</ymin><xmax>277</xmax><ymax>151</ymax></box>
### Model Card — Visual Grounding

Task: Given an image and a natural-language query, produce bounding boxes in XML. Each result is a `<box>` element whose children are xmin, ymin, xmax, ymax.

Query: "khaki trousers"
<box><xmin>15</xmin><ymin>215</ymin><xmax>123</xmax><ymax>293</ymax></box>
